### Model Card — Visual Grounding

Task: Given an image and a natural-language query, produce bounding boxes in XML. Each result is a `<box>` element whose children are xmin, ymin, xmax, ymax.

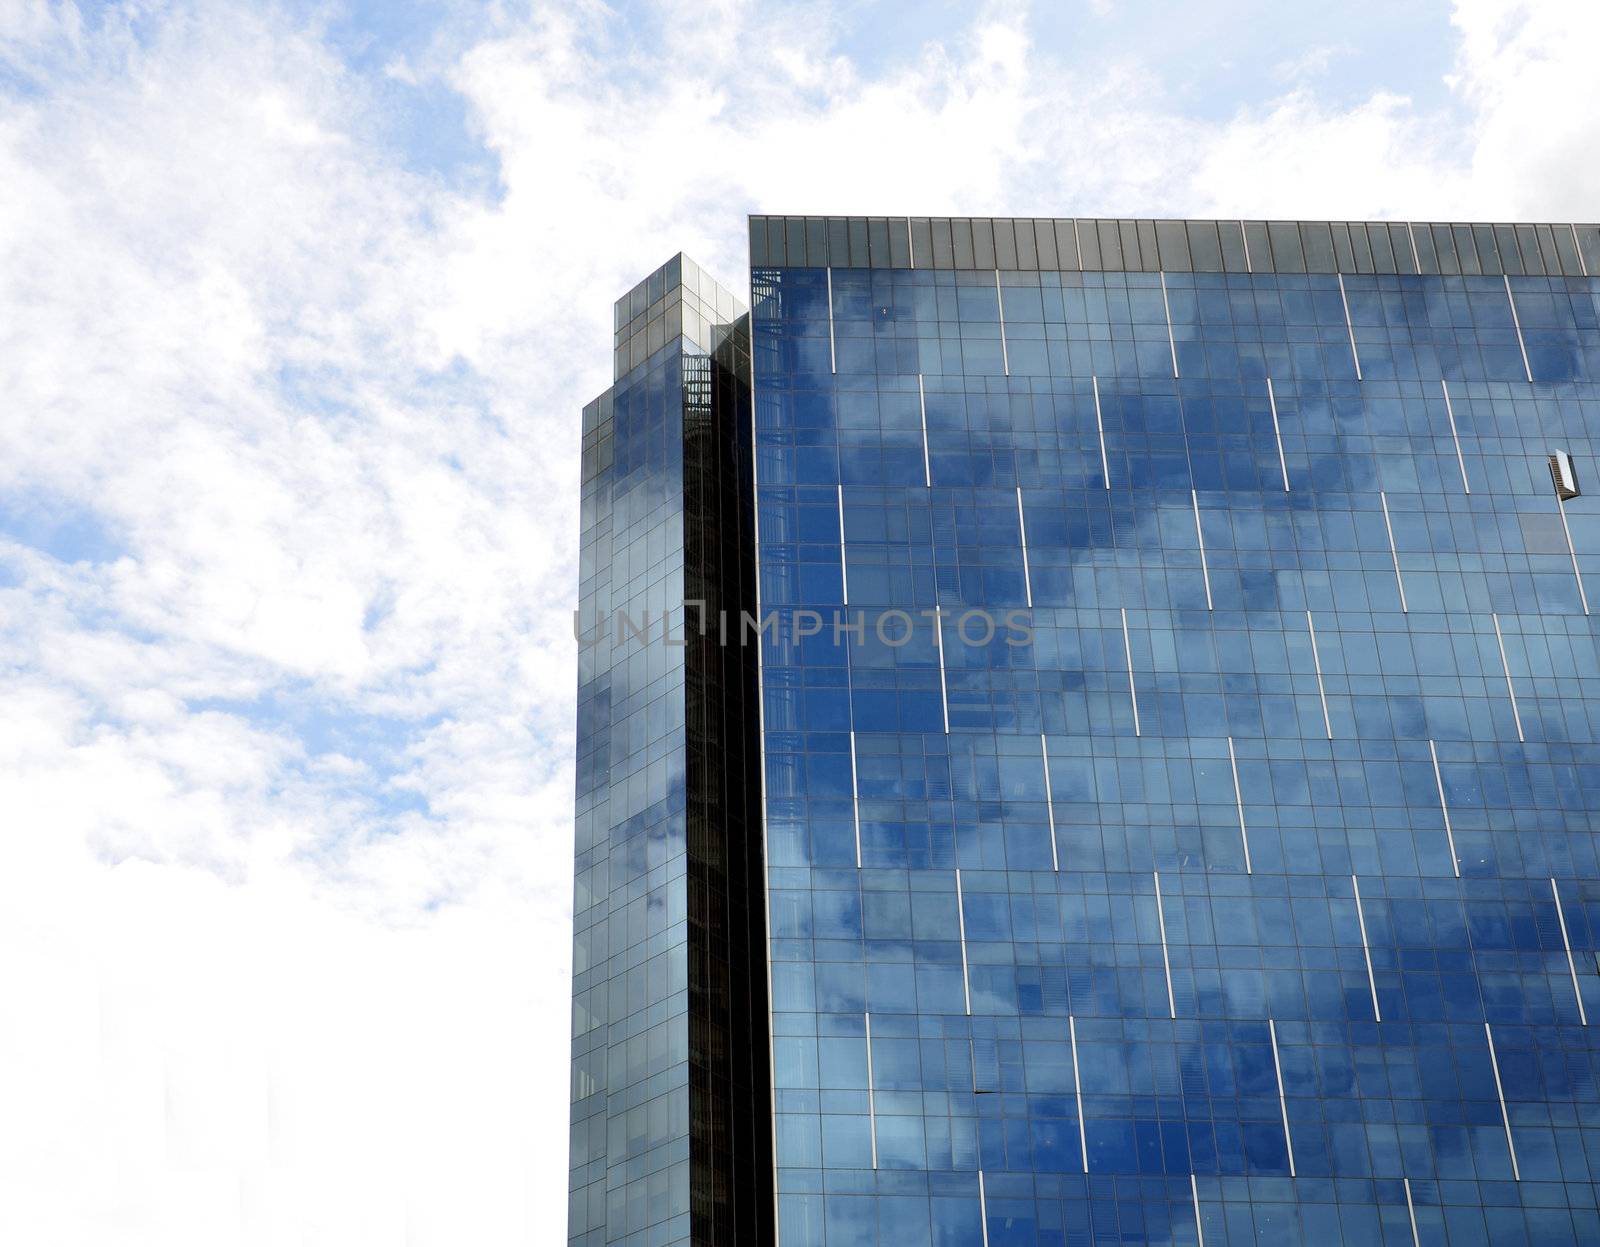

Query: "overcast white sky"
<box><xmin>2</xmin><ymin>0</ymin><xmax>1599</xmax><ymax>1242</ymax></box>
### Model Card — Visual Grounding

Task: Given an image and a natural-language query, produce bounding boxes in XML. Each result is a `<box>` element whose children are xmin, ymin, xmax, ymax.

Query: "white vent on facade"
<box><xmin>1551</xmin><ymin>450</ymin><xmax>1580</xmax><ymax>500</ymax></box>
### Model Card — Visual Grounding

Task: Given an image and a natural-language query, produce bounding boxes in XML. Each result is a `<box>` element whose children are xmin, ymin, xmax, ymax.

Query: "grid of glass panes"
<box><xmin>571</xmin><ymin>342</ymin><xmax>695</xmax><ymax>1247</ymax></box>
<box><xmin>753</xmin><ymin>248</ymin><xmax>1600</xmax><ymax>1244</ymax></box>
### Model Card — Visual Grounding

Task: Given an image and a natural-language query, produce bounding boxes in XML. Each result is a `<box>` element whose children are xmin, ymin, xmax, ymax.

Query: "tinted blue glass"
<box><xmin>753</xmin><ymin>252</ymin><xmax>1600</xmax><ymax>1244</ymax></box>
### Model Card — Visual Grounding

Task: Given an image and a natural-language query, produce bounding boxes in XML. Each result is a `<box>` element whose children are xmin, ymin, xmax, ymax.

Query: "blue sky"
<box><xmin>1</xmin><ymin>1</ymin><xmax>1597</xmax><ymax>1243</ymax></box>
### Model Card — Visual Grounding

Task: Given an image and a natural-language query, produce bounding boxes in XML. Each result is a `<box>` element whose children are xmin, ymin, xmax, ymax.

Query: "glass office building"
<box><xmin>573</xmin><ymin>218</ymin><xmax>1600</xmax><ymax>1245</ymax></box>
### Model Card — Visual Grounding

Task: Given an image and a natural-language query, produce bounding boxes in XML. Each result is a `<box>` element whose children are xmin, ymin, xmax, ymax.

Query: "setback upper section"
<box><xmin>749</xmin><ymin>215</ymin><xmax>1600</xmax><ymax>278</ymax></box>
<box><xmin>612</xmin><ymin>252</ymin><xmax>747</xmax><ymax>380</ymax></box>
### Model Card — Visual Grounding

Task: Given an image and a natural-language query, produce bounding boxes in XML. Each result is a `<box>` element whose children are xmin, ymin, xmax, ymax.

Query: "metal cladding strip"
<box><xmin>850</xmin><ymin>729</ymin><xmax>861</xmax><ymax>869</ymax></box>
<box><xmin>1191</xmin><ymin>1174</ymin><xmax>1205</xmax><ymax>1247</ymax></box>
<box><xmin>1552</xmin><ymin>878</ymin><xmax>1589</xmax><ymax>1025</ymax></box>
<box><xmin>1154</xmin><ymin>871</ymin><xmax>1176</xmax><ymax>1019</ymax></box>
<box><xmin>1353</xmin><ymin>875</ymin><xmax>1382</xmax><ymax>1022</ymax></box>
<box><xmin>1484</xmin><ymin>1022</ymin><xmax>1521</xmax><ymax>1180</ymax></box>
<box><xmin>977</xmin><ymin>1171</ymin><xmax>989</xmax><ymax>1247</ymax></box>
<box><xmin>837</xmin><ymin>484</ymin><xmax>848</xmax><ymax>605</ymax></box>
<box><xmin>1269</xmin><ymin>1018</ymin><xmax>1296</xmax><ymax>1177</ymax></box>
<box><xmin>1093</xmin><ymin>375</ymin><xmax>1110</xmax><ymax>488</ymax></box>
<box><xmin>1017</xmin><ymin>487</ymin><xmax>1033</xmax><ymax>608</ymax></box>
<box><xmin>1240</xmin><ymin>221</ymin><xmax>1252</xmax><ymax>273</ymax></box>
<box><xmin>1338</xmin><ymin>272</ymin><xmax>1362</xmax><ymax>380</ymax></box>
<box><xmin>933</xmin><ymin>608</ymin><xmax>950</xmax><ymax>734</ymax></box>
<box><xmin>865</xmin><ymin>1011</ymin><xmax>878</xmax><ymax>1169</ymax></box>
<box><xmin>955</xmin><ymin>867</ymin><xmax>971</xmax><ymax>1016</ymax></box>
<box><xmin>1380</xmin><ymin>491</ymin><xmax>1408</xmax><ymax>613</ymax></box>
<box><xmin>1306</xmin><ymin>610</ymin><xmax>1333</xmax><ymax>740</ymax></box>
<box><xmin>826</xmin><ymin>266</ymin><xmax>837</xmax><ymax>374</ymax></box>
<box><xmin>1069</xmin><ymin>1014</ymin><xmax>1088</xmax><ymax>1173</ymax></box>
<box><xmin>918</xmin><ymin>374</ymin><xmax>931</xmax><ymax>486</ymax></box>
<box><xmin>1492</xmin><ymin>613</ymin><xmax>1525</xmax><ymax>742</ymax></box>
<box><xmin>1042</xmin><ymin>734</ymin><xmax>1059</xmax><ymax>872</ymax></box>
<box><xmin>995</xmin><ymin>270</ymin><xmax>1010</xmax><ymax>377</ymax></box>
<box><xmin>1574</xmin><ymin>224</ymin><xmax>1589</xmax><ymax>278</ymax></box>
<box><xmin>1440</xmin><ymin>379</ymin><xmax>1470</xmax><ymax>494</ymax></box>
<box><xmin>1160</xmin><ymin>270</ymin><xmax>1179</xmax><ymax>378</ymax></box>
<box><xmin>1404</xmin><ymin>1179</ymin><xmax>1420</xmax><ymax>1247</ymax></box>
<box><xmin>1429</xmin><ymin>739</ymin><xmax>1461</xmax><ymax>878</ymax></box>
<box><xmin>1267</xmin><ymin>377</ymin><xmax>1289</xmax><ymax>491</ymax></box>
<box><xmin>1557</xmin><ymin>495</ymin><xmax>1590</xmax><ymax>615</ymax></box>
<box><xmin>1192</xmin><ymin>490</ymin><xmax>1213</xmax><ymax>610</ymax></box>
<box><xmin>1406</xmin><ymin>222</ymin><xmax>1422</xmax><ymax>272</ymax></box>
<box><xmin>1228</xmin><ymin>737</ymin><xmax>1252</xmax><ymax>874</ymax></box>
<box><xmin>907</xmin><ymin>217</ymin><xmax>916</xmax><ymax>268</ymax></box>
<box><xmin>1505</xmin><ymin>274</ymin><xmax>1533</xmax><ymax>383</ymax></box>
<box><xmin>1122</xmin><ymin>608</ymin><xmax>1141</xmax><ymax>737</ymax></box>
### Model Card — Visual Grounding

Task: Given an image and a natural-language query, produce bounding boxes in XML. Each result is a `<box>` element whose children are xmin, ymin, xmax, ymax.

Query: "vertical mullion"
<box><xmin>933</xmin><ymin>608</ymin><xmax>950</xmax><ymax>734</ymax></box>
<box><xmin>1404</xmin><ymin>1178</ymin><xmax>1420</xmax><ymax>1247</ymax></box>
<box><xmin>1440</xmin><ymin>379</ymin><xmax>1470</xmax><ymax>493</ymax></box>
<box><xmin>1558</xmin><ymin>495</ymin><xmax>1589</xmax><ymax>614</ymax></box>
<box><xmin>865</xmin><ymin>1011</ymin><xmax>878</xmax><ymax>1169</ymax></box>
<box><xmin>1228</xmin><ymin>736</ymin><xmax>1252</xmax><ymax>874</ymax></box>
<box><xmin>1267</xmin><ymin>377</ymin><xmax>1289</xmax><ymax>491</ymax></box>
<box><xmin>826</xmin><ymin>266</ymin><xmax>837</xmax><ymax>374</ymax></box>
<box><xmin>1306</xmin><ymin>610</ymin><xmax>1333</xmax><ymax>739</ymax></box>
<box><xmin>1121</xmin><ymin>607</ymin><xmax>1141</xmax><ymax>737</ymax></box>
<box><xmin>1429</xmin><ymin>739</ymin><xmax>1461</xmax><ymax>878</ymax></box>
<box><xmin>1154</xmin><ymin>871</ymin><xmax>1176</xmax><ymax>1019</ymax></box>
<box><xmin>1484</xmin><ymin>1022</ymin><xmax>1520</xmax><ymax>1180</ymax></box>
<box><xmin>1504</xmin><ymin>274</ymin><xmax>1533</xmax><ymax>382</ymax></box>
<box><xmin>1159</xmin><ymin>271</ymin><xmax>1179</xmax><ymax>378</ymax></box>
<box><xmin>995</xmin><ymin>270</ymin><xmax>1010</xmax><ymax>377</ymax></box>
<box><xmin>955</xmin><ymin>867</ymin><xmax>971</xmax><ymax>1015</ymax></box>
<box><xmin>1353</xmin><ymin>875</ymin><xmax>1381</xmax><ymax>1021</ymax></box>
<box><xmin>1191</xmin><ymin>1174</ymin><xmax>1205</xmax><ymax>1247</ymax></box>
<box><xmin>1492</xmin><ymin>612</ymin><xmax>1525</xmax><ymax>742</ymax></box>
<box><xmin>1380</xmin><ymin>491</ymin><xmax>1408</xmax><ymax>612</ymax></box>
<box><xmin>1337</xmin><ymin>272</ymin><xmax>1362</xmax><ymax>380</ymax></box>
<box><xmin>849</xmin><ymin>729</ymin><xmax>861</xmax><ymax>868</ymax></box>
<box><xmin>1192</xmin><ymin>489</ymin><xmax>1213</xmax><ymax>610</ymax></box>
<box><xmin>1069</xmin><ymin>1014</ymin><xmax>1088</xmax><ymax>1173</ymax></box>
<box><xmin>1093</xmin><ymin>375</ymin><xmax>1110</xmax><ymax>488</ymax></box>
<box><xmin>1551</xmin><ymin>877</ymin><xmax>1589</xmax><ymax>1025</ymax></box>
<box><xmin>1017</xmin><ymin>487</ymin><xmax>1032</xmax><ymax>608</ymax></box>
<box><xmin>918</xmin><ymin>374</ymin><xmax>931</xmax><ymax>487</ymax></box>
<box><xmin>1240</xmin><ymin>220</ymin><xmax>1253</xmax><ymax>273</ymax></box>
<box><xmin>837</xmin><ymin>484</ymin><xmax>848</xmax><ymax>605</ymax></box>
<box><xmin>1042</xmin><ymin>734</ymin><xmax>1059</xmax><ymax>872</ymax></box>
<box><xmin>977</xmin><ymin>1170</ymin><xmax>989</xmax><ymax>1247</ymax></box>
<box><xmin>1269</xmin><ymin>1018</ymin><xmax>1295</xmax><ymax>1176</ymax></box>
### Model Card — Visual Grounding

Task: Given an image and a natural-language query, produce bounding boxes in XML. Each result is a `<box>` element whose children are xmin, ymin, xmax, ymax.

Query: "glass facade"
<box><xmin>572</xmin><ymin>218</ymin><xmax>1600</xmax><ymax>1245</ymax></box>
<box><xmin>570</xmin><ymin>255</ymin><xmax>770</xmax><ymax>1247</ymax></box>
<box><xmin>748</xmin><ymin>218</ymin><xmax>1600</xmax><ymax>1245</ymax></box>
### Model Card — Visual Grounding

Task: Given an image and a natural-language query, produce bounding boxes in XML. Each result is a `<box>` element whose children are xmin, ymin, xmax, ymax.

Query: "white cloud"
<box><xmin>1</xmin><ymin>0</ymin><xmax>1597</xmax><ymax>1242</ymax></box>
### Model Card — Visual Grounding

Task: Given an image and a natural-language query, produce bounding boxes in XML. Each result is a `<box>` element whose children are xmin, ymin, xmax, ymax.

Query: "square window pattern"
<box><xmin>750</xmin><ymin>249</ymin><xmax>1600</xmax><ymax>1245</ymax></box>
